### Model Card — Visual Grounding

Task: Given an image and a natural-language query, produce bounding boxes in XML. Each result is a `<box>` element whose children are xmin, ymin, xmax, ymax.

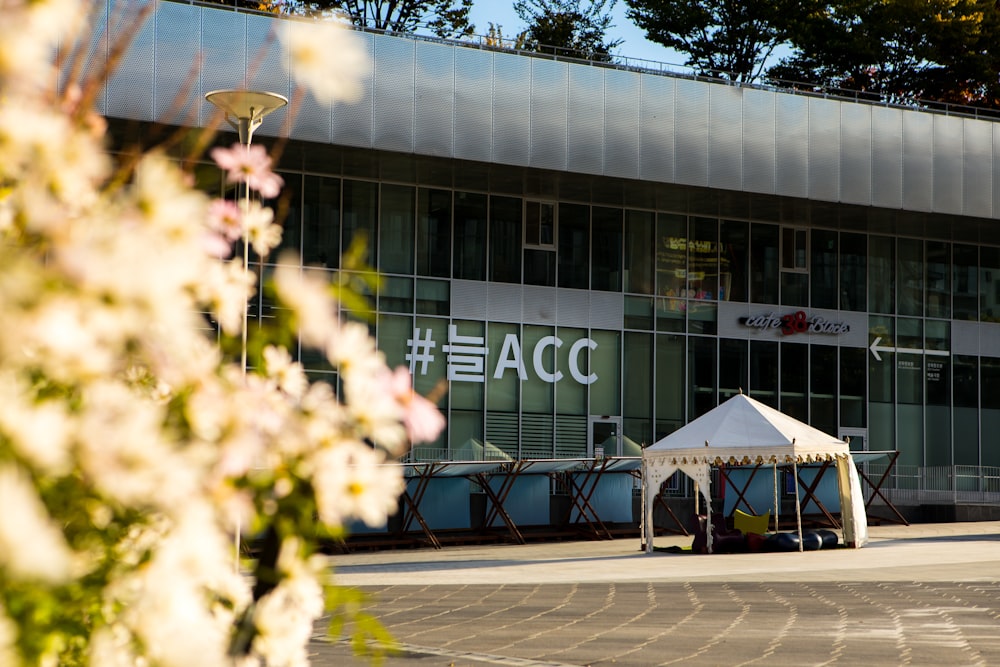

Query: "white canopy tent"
<box><xmin>642</xmin><ymin>393</ymin><xmax>868</xmax><ymax>553</ymax></box>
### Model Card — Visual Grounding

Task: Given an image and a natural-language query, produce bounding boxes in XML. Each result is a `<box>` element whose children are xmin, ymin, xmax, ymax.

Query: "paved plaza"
<box><xmin>310</xmin><ymin>522</ymin><xmax>1000</xmax><ymax>666</ymax></box>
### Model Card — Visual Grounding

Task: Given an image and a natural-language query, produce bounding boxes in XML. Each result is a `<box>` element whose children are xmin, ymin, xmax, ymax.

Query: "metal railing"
<box><xmin>862</xmin><ymin>463</ymin><xmax>1000</xmax><ymax>506</ymax></box>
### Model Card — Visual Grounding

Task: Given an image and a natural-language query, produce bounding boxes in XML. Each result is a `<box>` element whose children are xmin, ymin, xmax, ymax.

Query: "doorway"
<box><xmin>589</xmin><ymin>416</ymin><xmax>622</xmax><ymax>458</ymax></box>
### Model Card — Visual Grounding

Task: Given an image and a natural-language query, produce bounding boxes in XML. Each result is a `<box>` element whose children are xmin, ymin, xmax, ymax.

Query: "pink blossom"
<box><xmin>207</xmin><ymin>199</ymin><xmax>242</xmax><ymax>243</ymax></box>
<box><xmin>386</xmin><ymin>367</ymin><xmax>445</xmax><ymax>445</ymax></box>
<box><xmin>210</xmin><ymin>143</ymin><xmax>284</xmax><ymax>199</ymax></box>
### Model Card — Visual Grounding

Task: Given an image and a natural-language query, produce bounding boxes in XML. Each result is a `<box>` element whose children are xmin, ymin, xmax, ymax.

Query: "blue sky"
<box><xmin>466</xmin><ymin>2</ymin><xmax>682</xmax><ymax>67</ymax></box>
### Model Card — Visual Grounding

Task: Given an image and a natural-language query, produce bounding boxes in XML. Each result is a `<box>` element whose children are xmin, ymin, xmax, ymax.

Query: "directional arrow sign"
<box><xmin>868</xmin><ymin>336</ymin><xmax>951</xmax><ymax>362</ymax></box>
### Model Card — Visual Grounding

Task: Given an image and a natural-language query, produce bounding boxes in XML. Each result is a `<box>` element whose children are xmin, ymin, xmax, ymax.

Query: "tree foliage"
<box><xmin>514</xmin><ymin>0</ymin><xmax>623</xmax><ymax>62</ymax></box>
<box><xmin>623</xmin><ymin>0</ymin><xmax>789</xmax><ymax>81</ymax></box>
<box><xmin>204</xmin><ymin>0</ymin><xmax>475</xmax><ymax>39</ymax></box>
<box><xmin>768</xmin><ymin>0</ymin><xmax>1000</xmax><ymax>108</ymax></box>
<box><xmin>315</xmin><ymin>0</ymin><xmax>474</xmax><ymax>38</ymax></box>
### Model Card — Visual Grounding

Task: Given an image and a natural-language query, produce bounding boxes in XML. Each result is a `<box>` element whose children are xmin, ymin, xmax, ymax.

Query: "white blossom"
<box><xmin>0</xmin><ymin>465</ymin><xmax>74</xmax><ymax>583</ymax></box>
<box><xmin>280</xmin><ymin>18</ymin><xmax>369</xmax><ymax>105</ymax></box>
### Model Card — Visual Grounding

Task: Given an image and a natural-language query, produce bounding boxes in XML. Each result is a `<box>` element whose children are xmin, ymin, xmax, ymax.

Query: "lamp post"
<box><xmin>205</xmin><ymin>89</ymin><xmax>288</xmax><ymax>375</ymax></box>
<box><xmin>205</xmin><ymin>89</ymin><xmax>288</xmax><ymax>569</ymax></box>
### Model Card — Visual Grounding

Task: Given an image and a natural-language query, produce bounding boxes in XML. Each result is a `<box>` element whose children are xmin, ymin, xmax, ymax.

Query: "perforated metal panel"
<box><xmin>589</xmin><ymin>291</ymin><xmax>623</xmax><ymax>329</ymax></box>
<box><xmin>200</xmin><ymin>9</ymin><xmax>247</xmax><ymax>110</ymax></box>
<box><xmin>493</xmin><ymin>52</ymin><xmax>531</xmax><ymax>165</ymax></box>
<box><xmin>453</xmin><ymin>48</ymin><xmax>493</xmax><ymax>163</ymax></box>
<box><xmin>69</xmin><ymin>0</ymin><xmax>110</xmax><ymax>114</ymax></box>
<box><xmin>487</xmin><ymin>282</ymin><xmax>522</xmax><ymax>323</ymax></box>
<box><xmin>451</xmin><ymin>280</ymin><xmax>488</xmax><ymax>320</ymax></box>
<box><xmin>839</xmin><ymin>103</ymin><xmax>872</xmax><ymax>205</ymax></box>
<box><xmin>638</xmin><ymin>74</ymin><xmax>675</xmax><ymax>183</ymax></box>
<box><xmin>933</xmin><ymin>115</ymin><xmax>964</xmax><ymax>215</ymax></box>
<box><xmin>244</xmin><ymin>16</ymin><xmax>289</xmax><ymax>141</ymax></box>
<box><xmin>774</xmin><ymin>94</ymin><xmax>808</xmax><ymax>197</ymax></box>
<box><xmin>963</xmin><ymin>118</ymin><xmax>993</xmax><ymax>217</ymax></box>
<box><xmin>567</xmin><ymin>66</ymin><xmax>605</xmax><ymax>175</ymax></box>
<box><xmin>902</xmin><ymin>112</ymin><xmax>934</xmax><ymax>212</ymax></box>
<box><xmin>673</xmin><ymin>79</ymin><xmax>708</xmax><ymax>186</ymax></box>
<box><xmin>872</xmin><ymin>107</ymin><xmax>903</xmax><ymax>209</ymax></box>
<box><xmin>414</xmin><ymin>41</ymin><xmax>454</xmax><ymax>157</ymax></box>
<box><xmin>529</xmin><ymin>59</ymin><xmax>568</xmax><ymax>171</ymax></box>
<box><xmin>604</xmin><ymin>69</ymin><xmax>640</xmax><ymax>180</ymax></box>
<box><xmin>152</xmin><ymin>1</ymin><xmax>197</xmax><ymax>123</ymax></box>
<box><xmin>708</xmin><ymin>85</ymin><xmax>743</xmax><ymax>191</ymax></box>
<box><xmin>523</xmin><ymin>285</ymin><xmax>557</xmax><ymax>324</ymax></box>
<box><xmin>741</xmin><ymin>88</ymin><xmax>775</xmax><ymax>194</ymax></box>
<box><xmin>373</xmin><ymin>36</ymin><xmax>415</xmax><ymax>152</ymax></box>
<box><xmin>107</xmin><ymin>8</ymin><xmax>154</xmax><ymax>120</ymax></box>
<box><xmin>556</xmin><ymin>289</ymin><xmax>591</xmax><ymax>328</ymax></box>
<box><xmin>331</xmin><ymin>31</ymin><xmax>374</xmax><ymax>148</ymax></box>
<box><xmin>807</xmin><ymin>98</ymin><xmax>840</xmax><ymax>202</ymax></box>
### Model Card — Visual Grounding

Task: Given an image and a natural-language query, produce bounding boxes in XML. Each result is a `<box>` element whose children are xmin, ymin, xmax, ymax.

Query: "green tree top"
<box><xmin>623</xmin><ymin>0</ymin><xmax>789</xmax><ymax>81</ymax></box>
<box><xmin>514</xmin><ymin>0</ymin><xmax>623</xmax><ymax>62</ymax></box>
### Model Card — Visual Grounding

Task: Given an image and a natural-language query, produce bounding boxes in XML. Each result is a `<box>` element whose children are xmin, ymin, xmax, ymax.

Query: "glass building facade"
<box><xmin>248</xmin><ymin>143</ymin><xmax>1000</xmax><ymax>474</ymax></box>
<box><xmin>96</xmin><ymin>1</ymin><xmax>1000</xmax><ymax>511</ymax></box>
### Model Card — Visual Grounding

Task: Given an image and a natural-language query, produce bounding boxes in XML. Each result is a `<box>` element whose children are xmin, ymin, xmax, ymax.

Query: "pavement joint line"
<box><xmin>320</xmin><ymin>636</ymin><xmax>579</xmax><ymax>666</ymax></box>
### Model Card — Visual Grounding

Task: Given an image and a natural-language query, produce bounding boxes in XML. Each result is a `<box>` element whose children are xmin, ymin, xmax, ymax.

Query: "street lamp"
<box><xmin>204</xmin><ymin>89</ymin><xmax>288</xmax><ymax>375</ymax></box>
<box><xmin>205</xmin><ymin>89</ymin><xmax>288</xmax><ymax>569</ymax></box>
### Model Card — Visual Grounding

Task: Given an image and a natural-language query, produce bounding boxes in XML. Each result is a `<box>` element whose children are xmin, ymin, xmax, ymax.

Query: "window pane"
<box><xmin>689</xmin><ymin>217</ymin><xmax>718</xmax><ymax>299</ymax></box>
<box><xmin>839</xmin><ymin>347</ymin><xmax>866</xmax><ymax>428</ymax></box>
<box><xmin>897</xmin><ymin>318</ymin><xmax>922</xmax><ymax>405</ymax></box>
<box><xmin>897</xmin><ymin>237</ymin><xmax>923</xmax><ymax>316</ymax></box>
<box><xmin>624</xmin><ymin>332</ymin><xmax>652</xmax><ymax>419</ymax></box>
<box><xmin>302</xmin><ymin>175</ymin><xmax>339</xmax><ymax>268</ymax></box>
<box><xmin>952</xmin><ymin>244</ymin><xmax>978</xmax><ymax>321</ymax></box>
<box><xmin>656</xmin><ymin>213</ymin><xmax>686</xmax><ymax>299</ymax></box>
<box><xmin>558</xmin><ymin>203</ymin><xmax>589</xmax><ymax>289</ymax></box>
<box><xmin>487</xmin><ymin>322</ymin><xmax>519</xmax><ymax>411</ymax></box>
<box><xmin>749</xmin><ymin>340</ymin><xmax>777</xmax><ymax>408</ymax></box>
<box><xmin>780</xmin><ymin>271</ymin><xmax>808</xmax><ymax>307</ymax></box>
<box><xmin>688</xmin><ymin>336</ymin><xmax>717</xmax><ymax>419</ymax></box>
<box><xmin>591</xmin><ymin>207</ymin><xmax>623</xmax><ymax>292</ymax></box>
<box><xmin>925</xmin><ymin>240</ymin><xmax>950</xmax><ymax>319</ymax></box>
<box><xmin>342</xmin><ymin>179</ymin><xmax>378</xmax><ymax>264</ymax></box>
<box><xmin>489</xmin><ymin>196</ymin><xmax>522</xmax><ymax>283</ymax></box>
<box><xmin>378</xmin><ymin>184</ymin><xmax>414</xmax><ymax>274</ymax></box>
<box><xmin>589</xmin><ymin>330</ymin><xmax>620</xmax><ymax>415</ymax></box>
<box><xmin>751</xmin><ymin>223</ymin><xmax>779</xmax><ymax>304</ymax></box>
<box><xmin>840</xmin><ymin>232</ymin><xmax>866</xmax><ymax>311</ymax></box>
<box><xmin>953</xmin><ymin>354</ymin><xmax>979</xmax><ymax>465</ymax></box>
<box><xmin>625</xmin><ymin>210</ymin><xmax>654</xmax><ymax>294</ymax></box>
<box><xmin>981</xmin><ymin>246</ymin><xmax>1000</xmax><ymax>322</ymax></box>
<box><xmin>720</xmin><ymin>219</ymin><xmax>748</xmax><ymax>302</ymax></box>
<box><xmin>454</xmin><ymin>192</ymin><xmax>487</xmax><ymax>280</ymax></box>
<box><xmin>655</xmin><ymin>334</ymin><xmax>685</xmax><ymax>429</ymax></box>
<box><xmin>415</xmin><ymin>278</ymin><xmax>448</xmax><ymax>315</ymax></box>
<box><xmin>555</xmin><ymin>327</ymin><xmax>587</xmax><ymax>415</ymax></box>
<box><xmin>868</xmin><ymin>235</ymin><xmax>894</xmax><ymax>314</ymax></box>
<box><xmin>449</xmin><ymin>320</ymin><xmax>485</xmax><ymax>410</ymax></box>
<box><xmin>524</xmin><ymin>248</ymin><xmax>556</xmax><ymax>286</ymax></box>
<box><xmin>810</xmin><ymin>229</ymin><xmax>838</xmax><ymax>309</ymax></box>
<box><xmin>719</xmin><ymin>338</ymin><xmax>747</xmax><ymax>402</ymax></box>
<box><xmin>780</xmin><ymin>342</ymin><xmax>807</xmax><ymax>422</ymax></box>
<box><xmin>810</xmin><ymin>344</ymin><xmax>837</xmax><ymax>435</ymax></box>
<box><xmin>379</xmin><ymin>276</ymin><xmax>413</xmax><ymax>313</ymax></box>
<box><xmin>624</xmin><ymin>296</ymin><xmax>653</xmax><ymax>330</ymax></box>
<box><xmin>416</xmin><ymin>188</ymin><xmax>451</xmax><ymax>278</ymax></box>
<box><xmin>522</xmin><ymin>325</ymin><xmax>554</xmax><ymax>413</ymax></box>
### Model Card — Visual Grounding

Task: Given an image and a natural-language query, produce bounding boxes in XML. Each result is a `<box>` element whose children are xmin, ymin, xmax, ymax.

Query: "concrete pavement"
<box><xmin>310</xmin><ymin>522</ymin><xmax>1000</xmax><ymax>666</ymax></box>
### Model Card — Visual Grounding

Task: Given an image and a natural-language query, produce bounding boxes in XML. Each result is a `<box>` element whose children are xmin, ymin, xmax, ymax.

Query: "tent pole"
<box><xmin>793</xmin><ymin>459</ymin><xmax>804</xmax><ymax>552</ymax></box>
<box><xmin>772</xmin><ymin>461</ymin><xmax>779</xmax><ymax>533</ymax></box>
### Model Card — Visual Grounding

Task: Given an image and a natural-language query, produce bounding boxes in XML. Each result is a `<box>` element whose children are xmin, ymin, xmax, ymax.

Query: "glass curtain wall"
<box><xmin>264</xmin><ymin>167</ymin><xmax>1000</xmax><ymax>469</ymax></box>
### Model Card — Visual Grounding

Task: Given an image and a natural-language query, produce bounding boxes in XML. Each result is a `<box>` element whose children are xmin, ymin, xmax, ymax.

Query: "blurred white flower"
<box><xmin>0</xmin><ymin>465</ymin><xmax>74</xmax><ymax>583</ymax></box>
<box><xmin>312</xmin><ymin>442</ymin><xmax>403</xmax><ymax>527</ymax></box>
<box><xmin>0</xmin><ymin>378</ymin><xmax>72</xmax><ymax>475</ymax></box>
<box><xmin>280</xmin><ymin>18</ymin><xmax>369</xmax><ymax>105</ymax></box>
<box><xmin>243</xmin><ymin>201</ymin><xmax>282</xmax><ymax>256</ymax></box>
<box><xmin>273</xmin><ymin>258</ymin><xmax>338</xmax><ymax>348</ymax></box>
<box><xmin>252</xmin><ymin>539</ymin><xmax>325</xmax><ymax>667</ymax></box>
<box><xmin>263</xmin><ymin>345</ymin><xmax>308</xmax><ymax>399</ymax></box>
